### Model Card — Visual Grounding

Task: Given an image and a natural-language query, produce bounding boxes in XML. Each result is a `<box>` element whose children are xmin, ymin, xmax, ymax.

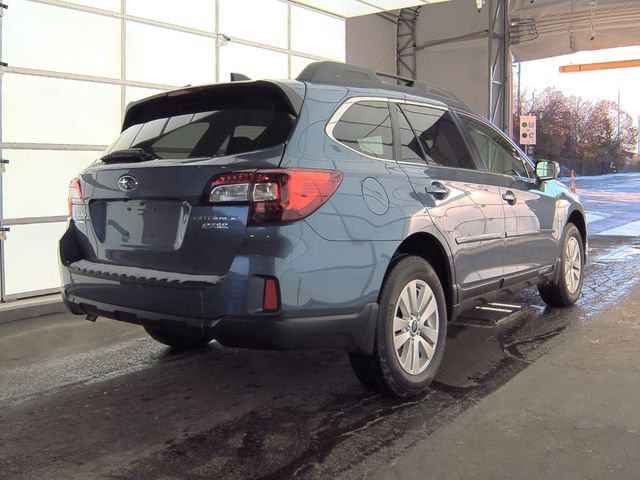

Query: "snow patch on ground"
<box><xmin>597</xmin><ymin>220</ymin><xmax>640</xmax><ymax>237</ymax></box>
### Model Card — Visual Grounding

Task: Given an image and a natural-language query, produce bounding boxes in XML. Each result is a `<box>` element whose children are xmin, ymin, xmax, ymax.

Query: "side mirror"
<box><xmin>536</xmin><ymin>160</ymin><xmax>559</xmax><ymax>181</ymax></box>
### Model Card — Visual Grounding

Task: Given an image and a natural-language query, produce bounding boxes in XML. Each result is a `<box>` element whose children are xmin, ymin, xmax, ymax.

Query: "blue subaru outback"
<box><xmin>60</xmin><ymin>62</ymin><xmax>587</xmax><ymax>397</ymax></box>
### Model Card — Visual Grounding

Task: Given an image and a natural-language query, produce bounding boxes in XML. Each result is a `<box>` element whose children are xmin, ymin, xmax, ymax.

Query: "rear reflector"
<box><xmin>203</xmin><ymin>169</ymin><xmax>342</xmax><ymax>225</ymax></box>
<box><xmin>68</xmin><ymin>178</ymin><xmax>83</xmax><ymax>216</ymax></box>
<box><xmin>263</xmin><ymin>277</ymin><xmax>280</xmax><ymax>312</ymax></box>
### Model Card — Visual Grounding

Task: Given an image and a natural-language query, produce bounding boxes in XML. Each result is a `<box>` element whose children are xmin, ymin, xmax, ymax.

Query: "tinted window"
<box><xmin>401</xmin><ymin>105</ymin><xmax>475</xmax><ymax>170</ymax></box>
<box><xmin>106</xmin><ymin>107</ymin><xmax>295</xmax><ymax>160</ymax></box>
<box><xmin>395</xmin><ymin>104</ymin><xmax>425</xmax><ymax>164</ymax></box>
<box><xmin>460</xmin><ymin>116</ymin><xmax>529</xmax><ymax>178</ymax></box>
<box><xmin>333</xmin><ymin>101</ymin><xmax>394</xmax><ymax>159</ymax></box>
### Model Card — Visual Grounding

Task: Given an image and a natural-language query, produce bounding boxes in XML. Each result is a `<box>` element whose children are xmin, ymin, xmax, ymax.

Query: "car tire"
<box><xmin>143</xmin><ymin>324</ymin><xmax>212</xmax><ymax>350</ymax></box>
<box><xmin>349</xmin><ymin>255</ymin><xmax>447</xmax><ymax>398</ymax></box>
<box><xmin>538</xmin><ymin>223</ymin><xmax>585</xmax><ymax>307</ymax></box>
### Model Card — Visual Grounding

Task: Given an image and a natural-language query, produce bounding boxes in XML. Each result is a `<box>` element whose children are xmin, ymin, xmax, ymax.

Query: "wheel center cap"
<box><xmin>410</xmin><ymin>319</ymin><xmax>419</xmax><ymax>335</ymax></box>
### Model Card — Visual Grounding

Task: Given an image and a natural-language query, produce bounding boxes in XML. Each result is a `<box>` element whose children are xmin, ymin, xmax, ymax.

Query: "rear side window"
<box><xmin>332</xmin><ymin>101</ymin><xmax>394</xmax><ymax>159</ymax></box>
<box><xmin>106</xmin><ymin>101</ymin><xmax>295</xmax><ymax>160</ymax></box>
<box><xmin>401</xmin><ymin>105</ymin><xmax>476</xmax><ymax>170</ymax></box>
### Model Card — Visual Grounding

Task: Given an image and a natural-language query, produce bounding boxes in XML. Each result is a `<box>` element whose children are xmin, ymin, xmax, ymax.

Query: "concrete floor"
<box><xmin>1</xmin><ymin>174</ymin><xmax>640</xmax><ymax>480</ymax></box>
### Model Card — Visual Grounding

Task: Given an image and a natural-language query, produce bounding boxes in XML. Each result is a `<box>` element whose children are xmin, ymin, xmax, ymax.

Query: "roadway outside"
<box><xmin>1</xmin><ymin>173</ymin><xmax>639</xmax><ymax>480</ymax></box>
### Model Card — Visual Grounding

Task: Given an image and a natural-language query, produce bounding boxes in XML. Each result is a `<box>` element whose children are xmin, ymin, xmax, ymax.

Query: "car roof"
<box><xmin>296</xmin><ymin>61</ymin><xmax>472</xmax><ymax>113</ymax></box>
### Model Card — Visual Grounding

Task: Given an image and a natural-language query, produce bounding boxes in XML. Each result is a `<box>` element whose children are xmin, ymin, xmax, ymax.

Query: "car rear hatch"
<box><xmin>69</xmin><ymin>80</ymin><xmax>304</xmax><ymax>278</ymax></box>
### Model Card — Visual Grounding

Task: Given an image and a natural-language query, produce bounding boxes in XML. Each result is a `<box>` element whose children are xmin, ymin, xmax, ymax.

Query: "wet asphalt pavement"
<box><xmin>1</xmin><ymin>174</ymin><xmax>639</xmax><ymax>480</ymax></box>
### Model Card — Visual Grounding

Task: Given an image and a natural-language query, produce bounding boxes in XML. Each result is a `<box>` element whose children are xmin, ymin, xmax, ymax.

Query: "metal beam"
<box><xmin>559</xmin><ymin>59</ymin><xmax>640</xmax><ymax>73</ymax></box>
<box><xmin>487</xmin><ymin>0</ymin><xmax>509</xmax><ymax>130</ymax></box>
<box><xmin>396</xmin><ymin>7</ymin><xmax>421</xmax><ymax>80</ymax></box>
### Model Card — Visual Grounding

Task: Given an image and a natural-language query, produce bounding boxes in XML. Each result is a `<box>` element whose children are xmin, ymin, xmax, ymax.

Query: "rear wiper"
<box><xmin>100</xmin><ymin>147</ymin><xmax>157</xmax><ymax>164</ymax></box>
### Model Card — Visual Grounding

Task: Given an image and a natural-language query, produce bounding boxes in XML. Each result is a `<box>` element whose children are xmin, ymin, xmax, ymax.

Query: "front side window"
<box><xmin>332</xmin><ymin>101</ymin><xmax>394</xmax><ymax>159</ymax></box>
<box><xmin>460</xmin><ymin>116</ymin><xmax>529</xmax><ymax>178</ymax></box>
<box><xmin>400</xmin><ymin>104</ymin><xmax>476</xmax><ymax>170</ymax></box>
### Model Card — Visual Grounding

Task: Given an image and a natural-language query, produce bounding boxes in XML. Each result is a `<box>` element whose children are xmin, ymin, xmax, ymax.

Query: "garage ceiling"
<box><xmin>293</xmin><ymin>0</ymin><xmax>451</xmax><ymax>17</ymax></box>
<box><xmin>510</xmin><ymin>0</ymin><xmax>640</xmax><ymax>61</ymax></box>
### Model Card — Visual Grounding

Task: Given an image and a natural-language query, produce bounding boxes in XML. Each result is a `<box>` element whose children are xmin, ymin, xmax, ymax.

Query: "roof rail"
<box><xmin>296</xmin><ymin>61</ymin><xmax>464</xmax><ymax>107</ymax></box>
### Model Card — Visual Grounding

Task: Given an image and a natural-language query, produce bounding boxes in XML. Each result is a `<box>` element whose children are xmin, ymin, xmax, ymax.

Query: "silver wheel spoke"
<box><xmin>393</xmin><ymin>315</ymin><xmax>410</xmax><ymax>332</ymax></box>
<box><xmin>419</xmin><ymin>295</ymin><xmax>437</xmax><ymax>325</ymax></box>
<box><xmin>398</xmin><ymin>288</ymin><xmax>412</xmax><ymax>317</ymax></box>
<box><xmin>420</xmin><ymin>325</ymin><xmax>438</xmax><ymax>343</ymax></box>
<box><xmin>411</xmin><ymin>339</ymin><xmax>420</xmax><ymax>372</ymax></box>
<box><xmin>394</xmin><ymin>331</ymin><xmax>411</xmax><ymax>351</ymax></box>
<box><xmin>407</xmin><ymin>281</ymin><xmax>418</xmax><ymax>315</ymax></box>
<box><xmin>417</xmin><ymin>336</ymin><xmax>435</xmax><ymax>360</ymax></box>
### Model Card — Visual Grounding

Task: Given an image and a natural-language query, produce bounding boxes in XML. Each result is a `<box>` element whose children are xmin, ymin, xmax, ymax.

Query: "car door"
<box><xmin>457</xmin><ymin>113</ymin><xmax>558</xmax><ymax>279</ymax></box>
<box><xmin>392</xmin><ymin>102</ymin><xmax>506</xmax><ymax>295</ymax></box>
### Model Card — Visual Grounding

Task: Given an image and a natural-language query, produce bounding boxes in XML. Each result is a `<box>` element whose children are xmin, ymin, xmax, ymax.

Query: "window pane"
<box><xmin>126</xmin><ymin>0</ymin><xmax>215</xmax><ymax>32</ymax></box>
<box><xmin>395</xmin><ymin>105</ymin><xmax>424</xmax><ymax>164</ymax></box>
<box><xmin>126</xmin><ymin>21</ymin><xmax>215</xmax><ymax>86</ymax></box>
<box><xmin>290</xmin><ymin>55</ymin><xmax>317</xmax><ymax>79</ymax></box>
<box><xmin>3</xmin><ymin>0</ymin><xmax>120</xmax><ymax>78</ymax></box>
<box><xmin>219</xmin><ymin>0</ymin><xmax>287</xmax><ymax>48</ymax></box>
<box><xmin>461</xmin><ymin>117</ymin><xmax>528</xmax><ymax>177</ymax></box>
<box><xmin>401</xmin><ymin>105</ymin><xmax>475</xmax><ymax>170</ymax></box>
<box><xmin>333</xmin><ymin>101</ymin><xmax>393</xmax><ymax>159</ymax></box>
<box><xmin>2</xmin><ymin>150</ymin><xmax>100</xmax><ymax>219</ymax></box>
<box><xmin>2</xmin><ymin>73</ymin><xmax>121</xmax><ymax>145</ymax></box>
<box><xmin>291</xmin><ymin>6</ymin><xmax>345</xmax><ymax>60</ymax></box>
<box><xmin>4</xmin><ymin>222</ymin><xmax>68</xmax><ymax>296</ymax></box>
<box><xmin>219</xmin><ymin>43</ymin><xmax>288</xmax><ymax>81</ymax></box>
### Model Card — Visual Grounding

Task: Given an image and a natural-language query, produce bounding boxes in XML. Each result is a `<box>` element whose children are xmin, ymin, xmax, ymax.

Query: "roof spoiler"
<box><xmin>296</xmin><ymin>61</ymin><xmax>462</xmax><ymax>104</ymax></box>
<box><xmin>230</xmin><ymin>72</ymin><xmax>251</xmax><ymax>82</ymax></box>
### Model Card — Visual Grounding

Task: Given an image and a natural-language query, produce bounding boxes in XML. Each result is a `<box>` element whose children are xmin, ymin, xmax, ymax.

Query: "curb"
<box><xmin>0</xmin><ymin>294</ymin><xmax>67</xmax><ymax>324</ymax></box>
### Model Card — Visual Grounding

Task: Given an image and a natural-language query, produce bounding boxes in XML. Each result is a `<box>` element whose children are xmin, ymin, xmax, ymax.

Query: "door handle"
<box><xmin>502</xmin><ymin>190</ymin><xmax>517</xmax><ymax>204</ymax></box>
<box><xmin>425</xmin><ymin>182</ymin><xmax>449</xmax><ymax>199</ymax></box>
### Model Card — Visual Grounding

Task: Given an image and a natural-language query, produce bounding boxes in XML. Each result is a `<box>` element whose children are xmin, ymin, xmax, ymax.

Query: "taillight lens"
<box><xmin>203</xmin><ymin>169</ymin><xmax>343</xmax><ymax>224</ymax></box>
<box><xmin>68</xmin><ymin>178</ymin><xmax>83</xmax><ymax>216</ymax></box>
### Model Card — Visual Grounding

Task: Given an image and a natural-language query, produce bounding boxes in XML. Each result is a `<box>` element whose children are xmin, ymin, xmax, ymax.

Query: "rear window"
<box><xmin>105</xmin><ymin>86</ymin><xmax>298</xmax><ymax>160</ymax></box>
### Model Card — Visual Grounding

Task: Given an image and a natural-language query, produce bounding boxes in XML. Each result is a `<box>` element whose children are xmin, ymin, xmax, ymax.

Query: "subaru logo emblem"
<box><xmin>117</xmin><ymin>174</ymin><xmax>138</xmax><ymax>192</ymax></box>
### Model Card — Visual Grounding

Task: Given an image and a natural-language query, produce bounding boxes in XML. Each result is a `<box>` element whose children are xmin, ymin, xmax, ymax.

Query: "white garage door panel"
<box><xmin>219</xmin><ymin>43</ymin><xmax>289</xmax><ymax>81</ymax></box>
<box><xmin>68</xmin><ymin>0</ymin><xmax>120</xmax><ymax>12</ymax></box>
<box><xmin>291</xmin><ymin>5</ymin><xmax>346</xmax><ymax>60</ymax></box>
<box><xmin>219</xmin><ymin>0</ymin><xmax>288</xmax><ymax>48</ymax></box>
<box><xmin>3</xmin><ymin>222</ymin><xmax>68</xmax><ymax>297</ymax></box>
<box><xmin>125</xmin><ymin>21</ymin><xmax>215</xmax><ymax>86</ymax></box>
<box><xmin>3</xmin><ymin>0</ymin><xmax>121</xmax><ymax>78</ymax></box>
<box><xmin>2</xmin><ymin>73</ymin><xmax>121</xmax><ymax>145</ymax></box>
<box><xmin>2</xmin><ymin>150</ymin><xmax>102</xmax><ymax>219</ymax></box>
<box><xmin>126</xmin><ymin>0</ymin><xmax>215</xmax><ymax>32</ymax></box>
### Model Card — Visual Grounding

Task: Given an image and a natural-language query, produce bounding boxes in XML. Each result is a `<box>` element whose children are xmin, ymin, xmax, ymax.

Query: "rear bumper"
<box><xmin>62</xmin><ymin>292</ymin><xmax>378</xmax><ymax>352</ymax></box>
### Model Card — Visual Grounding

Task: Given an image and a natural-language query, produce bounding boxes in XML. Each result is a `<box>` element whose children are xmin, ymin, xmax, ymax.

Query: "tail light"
<box><xmin>203</xmin><ymin>169</ymin><xmax>343</xmax><ymax>224</ymax></box>
<box><xmin>68</xmin><ymin>178</ymin><xmax>83</xmax><ymax>216</ymax></box>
